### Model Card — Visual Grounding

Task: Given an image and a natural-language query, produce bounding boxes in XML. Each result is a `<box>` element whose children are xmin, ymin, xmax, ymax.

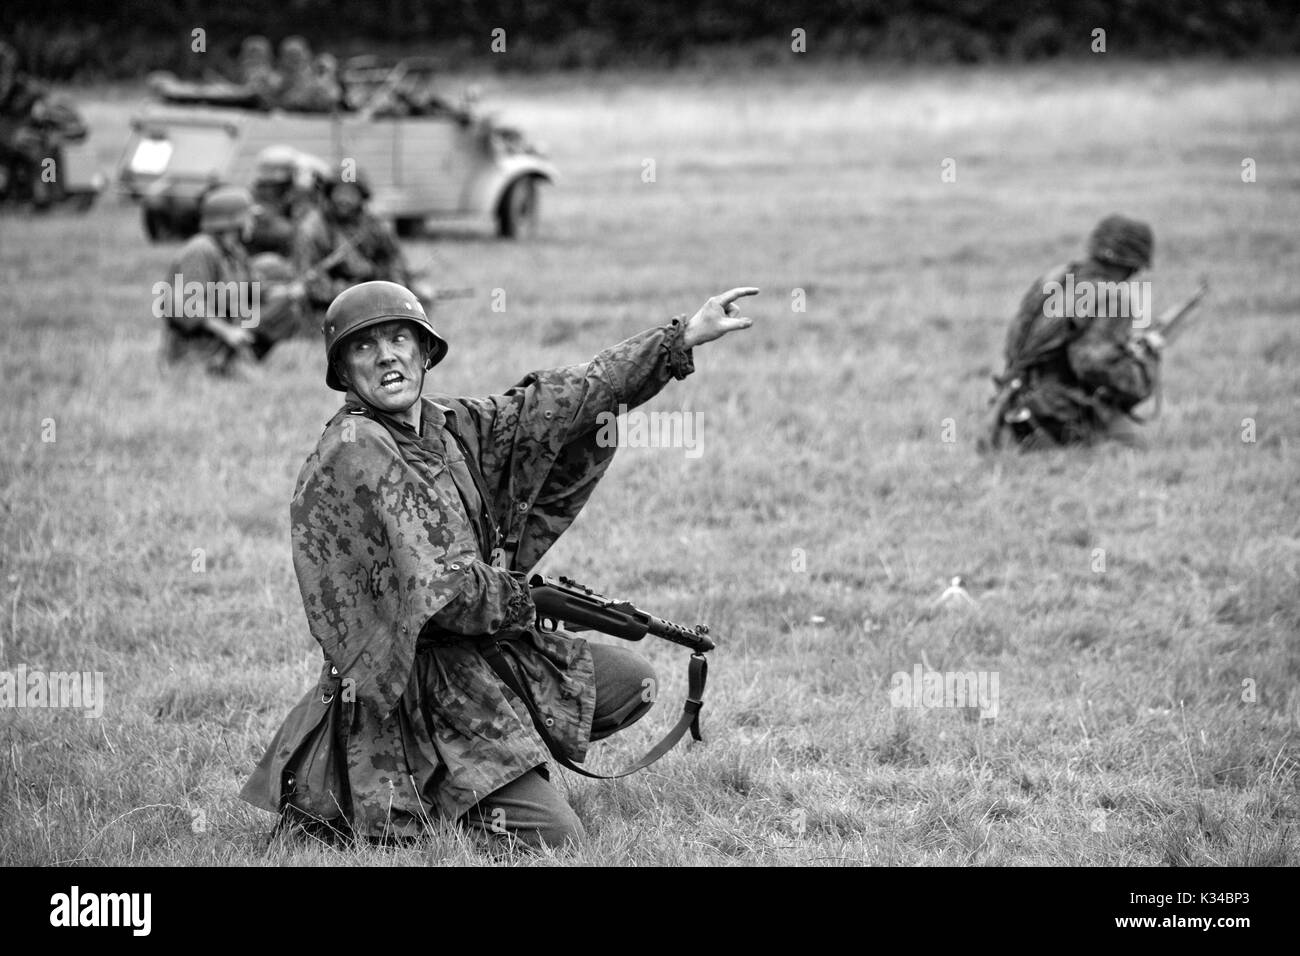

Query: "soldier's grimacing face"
<box><xmin>339</xmin><ymin>320</ymin><xmax>426</xmax><ymax>415</ymax></box>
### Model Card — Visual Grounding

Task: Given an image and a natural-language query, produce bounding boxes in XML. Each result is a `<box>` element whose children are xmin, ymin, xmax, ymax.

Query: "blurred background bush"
<box><xmin>2</xmin><ymin>0</ymin><xmax>1298</xmax><ymax>81</ymax></box>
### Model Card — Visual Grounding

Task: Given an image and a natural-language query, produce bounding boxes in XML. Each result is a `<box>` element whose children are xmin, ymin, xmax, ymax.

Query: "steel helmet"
<box><xmin>1087</xmin><ymin>214</ymin><xmax>1154</xmax><ymax>270</ymax></box>
<box><xmin>320</xmin><ymin>164</ymin><xmax>372</xmax><ymax>201</ymax></box>
<box><xmin>199</xmin><ymin>185</ymin><xmax>254</xmax><ymax>232</ymax></box>
<box><xmin>323</xmin><ymin>281</ymin><xmax>448</xmax><ymax>391</ymax></box>
<box><xmin>279</xmin><ymin>35</ymin><xmax>312</xmax><ymax>69</ymax></box>
<box><xmin>254</xmin><ymin>145</ymin><xmax>299</xmax><ymax>185</ymax></box>
<box><xmin>240</xmin><ymin>35</ymin><xmax>272</xmax><ymax>62</ymax></box>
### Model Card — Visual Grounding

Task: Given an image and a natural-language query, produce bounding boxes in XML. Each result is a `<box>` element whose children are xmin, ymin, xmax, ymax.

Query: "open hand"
<box><xmin>682</xmin><ymin>287</ymin><xmax>759</xmax><ymax>349</ymax></box>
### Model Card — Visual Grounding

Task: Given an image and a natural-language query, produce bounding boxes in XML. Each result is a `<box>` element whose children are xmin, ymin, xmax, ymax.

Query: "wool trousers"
<box><xmin>461</xmin><ymin>642</ymin><xmax>656</xmax><ymax>849</ymax></box>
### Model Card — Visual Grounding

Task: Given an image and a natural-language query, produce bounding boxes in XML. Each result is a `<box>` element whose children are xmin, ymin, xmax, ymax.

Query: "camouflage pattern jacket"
<box><xmin>1002</xmin><ymin>257</ymin><xmax>1159</xmax><ymax>446</ymax></box>
<box><xmin>240</xmin><ymin>318</ymin><xmax>695</xmax><ymax>836</ymax></box>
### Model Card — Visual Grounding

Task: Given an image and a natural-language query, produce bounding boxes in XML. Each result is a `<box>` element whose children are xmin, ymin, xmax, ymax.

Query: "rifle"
<box><xmin>272</xmin><ymin>236</ymin><xmax>477</xmax><ymax>313</ymax></box>
<box><xmin>409</xmin><ymin>279</ymin><xmax>474</xmax><ymax>307</ymax></box>
<box><xmin>295</xmin><ymin>242</ymin><xmax>476</xmax><ymax>306</ymax></box>
<box><xmin>1146</xmin><ymin>277</ymin><xmax>1210</xmax><ymax>345</ymax></box>
<box><xmin>478</xmin><ymin>572</ymin><xmax>712</xmax><ymax>780</ymax></box>
<box><xmin>481</xmin><ymin>572</ymin><xmax>713</xmax><ymax>779</ymax></box>
<box><xmin>527</xmin><ymin>573</ymin><xmax>714</xmax><ymax>654</ymax></box>
<box><xmin>300</xmin><ymin>232</ymin><xmax>364</xmax><ymax>289</ymax></box>
<box><xmin>426</xmin><ymin>287</ymin><xmax>475</xmax><ymax>301</ymax></box>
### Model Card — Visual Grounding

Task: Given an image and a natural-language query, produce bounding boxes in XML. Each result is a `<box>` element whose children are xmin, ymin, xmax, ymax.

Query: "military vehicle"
<box><xmin>117</xmin><ymin>57</ymin><xmax>556</xmax><ymax>241</ymax></box>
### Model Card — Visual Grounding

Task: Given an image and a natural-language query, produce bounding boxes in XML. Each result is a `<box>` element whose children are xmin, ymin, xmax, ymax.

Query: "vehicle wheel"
<box><xmin>143</xmin><ymin>208</ymin><xmax>162</xmax><ymax>240</ymax></box>
<box><xmin>496</xmin><ymin>175</ymin><xmax>539</xmax><ymax>239</ymax></box>
<box><xmin>143</xmin><ymin>207</ymin><xmax>184</xmax><ymax>242</ymax></box>
<box><xmin>394</xmin><ymin>216</ymin><xmax>425</xmax><ymax>238</ymax></box>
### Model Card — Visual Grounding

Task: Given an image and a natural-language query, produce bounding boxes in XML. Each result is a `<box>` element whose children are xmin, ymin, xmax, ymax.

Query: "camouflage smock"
<box><xmin>240</xmin><ymin>318</ymin><xmax>695</xmax><ymax>837</ymax></box>
<box><xmin>1002</xmin><ymin>257</ymin><xmax>1160</xmax><ymax>445</ymax></box>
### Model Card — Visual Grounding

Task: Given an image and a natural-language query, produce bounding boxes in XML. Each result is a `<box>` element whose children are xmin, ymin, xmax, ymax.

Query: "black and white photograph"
<box><xmin>0</xmin><ymin>0</ymin><xmax>1294</xmax><ymax>919</ymax></box>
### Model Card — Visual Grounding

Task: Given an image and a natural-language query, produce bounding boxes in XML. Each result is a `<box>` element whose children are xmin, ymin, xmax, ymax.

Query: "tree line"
<box><xmin>3</xmin><ymin>0</ymin><xmax>1297</xmax><ymax>79</ymax></box>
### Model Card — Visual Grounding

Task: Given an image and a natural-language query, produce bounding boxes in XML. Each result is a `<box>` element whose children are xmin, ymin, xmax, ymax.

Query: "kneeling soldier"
<box><xmin>241</xmin><ymin>280</ymin><xmax>758</xmax><ymax>848</ymax></box>
<box><xmin>989</xmin><ymin>214</ymin><xmax>1163</xmax><ymax>449</ymax></box>
<box><xmin>159</xmin><ymin>186</ymin><xmax>304</xmax><ymax>375</ymax></box>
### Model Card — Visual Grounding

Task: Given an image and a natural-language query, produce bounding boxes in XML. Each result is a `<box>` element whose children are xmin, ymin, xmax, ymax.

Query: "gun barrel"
<box><xmin>1155</xmin><ymin>279</ymin><xmax>1210</xmax><ymax>342</ymax></box>
<box><xmin>527</xmin><ymin>574</ymin><xmax>713</xmax><ymax>653</ymax></box>
<box><xmin>646</xmin><ymin>615</ymin><xmax>715</xmax><ymax>653</ymax></box>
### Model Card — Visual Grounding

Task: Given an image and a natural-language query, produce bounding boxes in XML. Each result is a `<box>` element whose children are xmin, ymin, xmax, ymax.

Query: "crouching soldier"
<box><xmin>240</xmin><ymin>280</ymin><xmax>759</xmax><ymax>849</ymax></box>
<box><xmin>158</xmin><ymin>186</ymin><xmax>304</xmax><ymax>375</ymax></box>
<box><xmin>985</xmin><ymin>214</ymin><xmax>1164</xmax><ymax>449</ymax></box>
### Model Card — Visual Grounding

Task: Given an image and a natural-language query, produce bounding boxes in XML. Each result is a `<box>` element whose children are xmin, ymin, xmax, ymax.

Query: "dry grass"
<box><xmin>1</xmin><ymin>60</ymin><xmax>1297</xmax><ymax>866</ymax></box>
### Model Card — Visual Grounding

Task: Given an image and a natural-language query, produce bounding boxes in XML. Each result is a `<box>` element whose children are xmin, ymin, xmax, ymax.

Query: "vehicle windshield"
<box><xmin>135</xmin><ymin>126</ymin><xmax>234</xmax><ymax>179</ymax></box>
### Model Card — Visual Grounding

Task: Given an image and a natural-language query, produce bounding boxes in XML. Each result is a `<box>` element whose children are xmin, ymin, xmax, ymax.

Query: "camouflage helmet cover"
<box><xmin>1087</xmin><ymin>214</ymin><xmax>1154</xmax><ymax>270</ymax></box>
<box><xmin>200</xmin><ymin>185</ymin><xmax>255</xmax><ymax>232</ymax></box>
<box><xmin>323</xmin><ymin>281</ymin><xmax>449</xmax><ymax>391</ymax></box>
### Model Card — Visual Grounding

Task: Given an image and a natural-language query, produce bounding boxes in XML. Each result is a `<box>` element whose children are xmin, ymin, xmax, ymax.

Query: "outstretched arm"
<box><xmin>459</xmin><ymin>286</ymin><xmax>761</xmax><ymax>455</ymax></box>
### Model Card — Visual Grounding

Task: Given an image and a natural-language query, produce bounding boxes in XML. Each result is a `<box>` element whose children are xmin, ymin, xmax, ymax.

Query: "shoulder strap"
<box><xmin>440</xmin><ymin>411</ymin><xmax>505</xmax><ymax>564</ymax></box>
<box><xmin>481</xmin><ymin>642</ymin><xmax>706</xmax><ymax>780</ymax></box>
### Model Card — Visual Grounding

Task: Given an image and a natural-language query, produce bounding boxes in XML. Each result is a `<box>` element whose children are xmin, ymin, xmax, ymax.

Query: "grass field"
<box><xmin>1</xmin><ymin>59</ymin><xmax>1298</xmax><ymax>866</ymax></box>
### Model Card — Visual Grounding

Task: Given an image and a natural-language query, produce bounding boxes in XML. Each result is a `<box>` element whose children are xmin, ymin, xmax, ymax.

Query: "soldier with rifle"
<box><xmin>240</xmin><ymin>280</ymin><xmax>757</xmax><ymax>849</ymax></box>
<box><xmin>294</xmin><ymin>166</ymin><xmax>413</xmax><ymax>321</ymax></box>
<box><xmin>981</xmin><ymin>215</ymin><xmax>1208</xmax><ymax>450</ymax></box>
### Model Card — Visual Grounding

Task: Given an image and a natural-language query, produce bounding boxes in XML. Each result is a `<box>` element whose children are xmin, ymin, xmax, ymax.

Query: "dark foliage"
<box><xmin>2</xmin><ymin>0</ymin><xmax>1298</xmax><ymax>79</ymax></box>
